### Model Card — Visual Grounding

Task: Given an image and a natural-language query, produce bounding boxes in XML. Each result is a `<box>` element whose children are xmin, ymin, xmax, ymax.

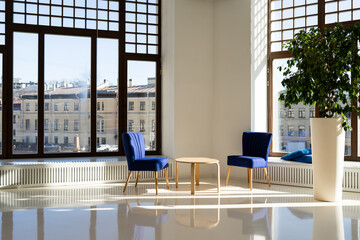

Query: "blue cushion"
<box><xmin>294</xmin><ymin>154</ymin><xmax>312</xmax><ymax>164</ymax></box>
<box><xmin>131</xmin><ymin>157</ymin><xmax>169</xmax><ymax>171</ymax></box>
<box><xmin>228</xmin><ymin>155</ymin><xmax>267</xmax><ymax>168</ymax></box>
<box><xmin>281</xmin><ymin>148</ymin><xmax>311</xmax><ymax>160</ymax></box>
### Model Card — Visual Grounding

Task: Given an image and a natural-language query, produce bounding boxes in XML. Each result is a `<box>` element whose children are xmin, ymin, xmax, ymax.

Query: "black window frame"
<box><xmin>0</xmin><ymin>0</ymin><xmax>162</xmax><ymax>159</ymax></box>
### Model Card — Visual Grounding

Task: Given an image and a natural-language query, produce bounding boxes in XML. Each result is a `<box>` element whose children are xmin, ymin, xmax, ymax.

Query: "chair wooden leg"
<box><xmin>123</xmin><ymin>171</ymin><xmax>133</xmax><ymax>193</ymax></box>
<box><xmin>164</xmin><ymin>168</ymin><xmax>170</xmax><ymax>189</ymax></box>
<box><xmin>155</xmin><ymin>171</ymin><xmax>158</xmax><ymax>195</ymax></box>
<box><xmin>248</xmin><ymin>168</ymin><xmax>253</xmax><ymax>191</ymax></box>
<box><xmin>225</xmin><ymin>166</ymin><xmax>232</xmax><ymax>186</ymax></box>
<box><xmin>263</xmin><ymin>168</ymin><xmax>271</xmax><ymax>187</ymax></box>
<box><xmin>135</xmin><ymin>171</ymin><xmax>141</xmax><ymax>188</ymax></box>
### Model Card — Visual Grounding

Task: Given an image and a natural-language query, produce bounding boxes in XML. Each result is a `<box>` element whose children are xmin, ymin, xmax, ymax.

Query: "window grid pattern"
<box><xmin>125</xmin><ymin>0</ymin><xmax>159</xmax><ymax>55</ymax></box>
<box><xmin>270</xmin><ymin>0</ymin><xmax>318</xmax><ymax>52</ymax></box>
<box><xmin>0</xmin><ymin>0</ymin><xmax>4</xmax><ymax>45</ymax></box>
<box><xmin>13</xmin><ymin>0</ymin><xmax>120</xmax><ymax>32</ymax></box>
<box><xmin>325</xmin><ymin>0</ymin><xmax>360</xmax><ymax>24</ymax></box>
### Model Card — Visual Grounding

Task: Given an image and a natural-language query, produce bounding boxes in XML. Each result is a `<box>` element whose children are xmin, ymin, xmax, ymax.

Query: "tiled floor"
<box><xmin>0</xmin><ymin>180</ymin><xmax>359</xmax><ymax>240</ymax></box>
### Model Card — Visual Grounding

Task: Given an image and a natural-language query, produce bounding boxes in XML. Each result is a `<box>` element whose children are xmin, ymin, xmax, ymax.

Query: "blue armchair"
<box><xmin>122</xmin><ymin>132</ymin><xmax>169</xmax><ymax>195</ymax></box>
<box><xmin>226</xmin><ymin>132</ymin><xmax>272</xmax><ymax>190</ymax></box>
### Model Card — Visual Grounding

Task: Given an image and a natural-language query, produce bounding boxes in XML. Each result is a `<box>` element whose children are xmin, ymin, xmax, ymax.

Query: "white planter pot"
<box><xmin>311</xmin><ymin>118</ymin><xmax>345</xmax><ymax>202</ymax></box>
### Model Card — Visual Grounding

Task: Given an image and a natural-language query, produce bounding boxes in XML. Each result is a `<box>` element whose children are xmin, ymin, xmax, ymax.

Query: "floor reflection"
<box><xmin>0</xmin><ymin>182</ymin><xmax>358</xmax><ymax>239</ymax></box>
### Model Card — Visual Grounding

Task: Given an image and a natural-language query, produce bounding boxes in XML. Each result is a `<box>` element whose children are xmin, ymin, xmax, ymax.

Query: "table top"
<box><xmin>175</xmin><ymin>157</ymin><xmax>219</xmax><ymax>164</ymax></box>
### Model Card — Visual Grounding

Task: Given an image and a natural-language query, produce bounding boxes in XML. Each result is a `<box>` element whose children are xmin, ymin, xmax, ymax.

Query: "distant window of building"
<box><xmin>64</xmin><ymin>103</ymin><xmax>69</xmax><ymax>111</ymax></box>
<box><xmin>280</xmin><ymin>110</ymin><xmax>286</xmax><ymax>118</ymax></box>
<box><xmin>287</xmin><ymin>109</ymin><xmax>294</xmax><ymax>118</ymax></box>
<box><xmin>13</xmin><ymin>115</ymin><xmax>16</xmax><ymax>124</ymax></box>
<box><xmin>54</xmin><ymin>119</ymin><xmax>59</xmax><ymax>131</ymax></box>
<box><xmin>299</xmin><ymin>109</ymin><xmax>305</xmax><ymax>118</ymax></box>
<box><xmin>25</xmin><ymin>119</ymin><xmax>30</xmax><ymax>130</ymax></box>
<box><xmin>54</xmin><ymin>136</ymin><xmax>58</xmax><ymax>144</ymax></box>
<box><xmin>64</xmin><ymin>136</ymin><xmax>69</xmax><ymax>145</ymax></box>
<box><xmin>152</xmin><ymin>101</ymin><xmax>155</xmax><ymax>110</ymax></box>
<box><xmin>54</xmin><ymin>104</ymin><xmax>59</xmax><ymax>111</ymax></box>
<box><xmin>102</xmin><ymin>102</ymin><xmax>105</xmax><ymax>111</ymax></box>
<box><xmin>299</xmin><ymin>125</ymin><xmax>306</xmax><ymax>137</ymax></box>
<box><xmin>13</xmin><ymin>129</ymin><xmax>16</xmax><ymax>136</ymax></box>
<box><xmin>64</xmin><ymin>119</ymin><xmax>69</xmax><ymax>131</ymax></box>
<box><xmin>25</xmin><ymin>103</ymin><xmax>30</xmax><ymax>111</ymax></box>
<box><xmin>44</xmin><ymin>119</ymin><xmax>49</xmax><ymax>131</ymax></box>
<box><xmin>35</xmin><ymin>120</ymin><xmax>38</xmax><ymax>130</ymax></box>
<box><xmin>74</xmin><ymin>103</ymin><xmax>79</xmax><ymax>111</ymax></box>
<box><xmin>140</xmin><ymin>101</ymin><xmax>145</xmax><ymax>111</ymax></box>
<box><xmin>129</xmin><ymin>101</ymin><xmax>134</xmax><ymax>111</ymax></box>
<box><xmin>280</xmin><ymin>125</ymin><xmax>284</xmax><ymax>136</ymax></box>
<box><xmin>128</xmin><ymin>120</ymin><xmax>134</xmax><ymax>132</ymax></box>
<box><xmin>45</xmin><ymin>136</ymin><xmax>49</xmax><ymax>144</ymax></box>
<box><xmin>288</xmin><ymin>125</ymin><xmax>294</xmax><ymax>136</ymax></box>
<box><xmin>97</xmin><ymin>119</ymin><xmax>104</xmax><ymax>133</ymax></box>
<box><xmin>97</xmin><ymin>102</ymin><xmax>100</xmax><ymax>111</ymax></box>
<box><xmin>140</xmin><ymin>120</ymin><xmax>145</xmax><ymax>132</ymax></box>
<box><xmin>74</xmin><ymin>120</ymin><xmax>80</xmax><ymax>131</ymax></box>
<box><xmin>96</xmin><ymin>137</ymin><xmax>100</xmax><ymax>145</ymax></box>
<box><xmin>151</xmin><ymin>119</ymin><xmax>155</xmax><ymax>132</ymax></box>
<box><xmin>35</xmin><ymin>104</ymin><xmax>38</xmax><ymax>111</ymax></box>
<box><xmin>45</xmin><ymin>103</ymin><xmax>49</xmax><ymax>111</ymax></box>
<box><xmin>310</xmin><ymin>109</ymin><xmax>315</xmax><ymax>118</ymax></box>
<box><xmin>101</xmin><ymin>138</ymin><xmax>106</xmax><ymax>144</ymax></box>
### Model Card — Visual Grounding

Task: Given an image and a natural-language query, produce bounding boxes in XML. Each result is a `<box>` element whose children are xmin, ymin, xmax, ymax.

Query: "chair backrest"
<box><xmin>242</xmin><ymin>132</ymin><xmax>272</xmax><ymax>161</ymax></box>
<box><xmin>122</xmin><ymin>132</ymin><xmax>145</xmax><ymax>168</ymax></box>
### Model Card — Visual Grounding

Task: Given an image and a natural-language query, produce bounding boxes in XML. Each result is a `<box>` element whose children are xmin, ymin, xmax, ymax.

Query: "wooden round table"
<box><xmin>175</xmin><ymin>157</ymin><xmax>220</xmax><ymax>194</ymax></box>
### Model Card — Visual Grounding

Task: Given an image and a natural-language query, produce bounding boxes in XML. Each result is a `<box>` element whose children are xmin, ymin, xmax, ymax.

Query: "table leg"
<box><xmin>196</xmin><ymin>164</ymin><xmax>200</xmax><ymax>186</ymax></box>
<box><xmin>191</xmin><ymin>163</ymin><xmax>195</xmax><ymax>194</ymax></box>
<box><xmin>176</xmin><ymin>162</ymin><xmax>178</xmax><ymax>188</ymax></box>
<box><xmin>216</xmin><ymin>163</ymin><xmax>220</xmax><ymax>193</ymax></box>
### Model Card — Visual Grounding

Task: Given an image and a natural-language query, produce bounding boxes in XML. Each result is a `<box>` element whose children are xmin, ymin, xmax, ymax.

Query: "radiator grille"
<box><xmin>253</xmin><ymin>162</ymin><xmax>360</xmax><ymax>192</ymax></box>
<box><xmin>0</xmin><ymin>161</ymin><xmax>174</xmax><ymax>188</ymax></box>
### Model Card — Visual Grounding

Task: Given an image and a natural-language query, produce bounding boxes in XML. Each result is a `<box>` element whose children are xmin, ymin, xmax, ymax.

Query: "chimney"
<box><xmin>129</xmin><ymin>79</ymin><xmax>133</xmax><ymax>87</ymax></box>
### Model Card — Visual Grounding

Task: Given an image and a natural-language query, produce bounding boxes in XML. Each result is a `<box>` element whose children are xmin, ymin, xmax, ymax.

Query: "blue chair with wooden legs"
<box><xmin>226</xmin><ymin>132</ymin><xmax>273</xmax><ymax>190</ymax></box>
<box><xmin>122</xmin><ymin>132</ymin><xmax>169</xmax><ymax>195</ymax></box>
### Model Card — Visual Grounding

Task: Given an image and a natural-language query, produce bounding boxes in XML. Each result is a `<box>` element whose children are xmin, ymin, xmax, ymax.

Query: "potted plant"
<box><xmin>278</xmin><ymin>23</ymin><xmax>360</xmax><ymax>201</ymax></box>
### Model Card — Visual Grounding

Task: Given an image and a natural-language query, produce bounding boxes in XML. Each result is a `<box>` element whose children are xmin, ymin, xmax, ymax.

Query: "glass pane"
<box><xmin>96</xmin><ymin>38</ymin><xmax>119</xmax><ymax>152</ymax></box>
<box><xmin>45</xmin><ymin>35</ymin><xmax>91</xmax><ymax>153</ymax></box>
<box><xmin>272</xmin><ymin>58</ymin><xmax>312</xmax><ymax>153</ymax></box>
<box><xmin>127</xmin><ymin>60</ymin><xmax>156</xmax><ymax>151</ymax></box>
<box><xmin>13</xmin><ymin>32</ymin><xmax>38</xmax><ymax>154</ymax></box>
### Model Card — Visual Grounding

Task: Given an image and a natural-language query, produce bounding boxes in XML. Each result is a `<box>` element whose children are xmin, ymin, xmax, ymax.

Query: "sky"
<box><xmin>13</xmin><ymin>32</ymin><xmax>156</xmax><ymax>87</ymax></box>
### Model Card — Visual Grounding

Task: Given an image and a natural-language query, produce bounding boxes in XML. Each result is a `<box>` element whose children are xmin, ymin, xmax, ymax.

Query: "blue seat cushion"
<box><xmin>228</xmin><ymin>155</ymin><xmax>267</xmax><ymax>168</ymax></box>
<box><xmin>294</xmin><ymin>154</ymin><xmax>312</xmax><ymax>164</ymax></box>
<box><xmin>281</xmin><ymin>148</ymin><xmax>311</xmax><ymax>160</ymax></box>
<box><xmin>130</xmin><ymin>157</ymin><xmax>169</xmax><ymax>171</ymax></box>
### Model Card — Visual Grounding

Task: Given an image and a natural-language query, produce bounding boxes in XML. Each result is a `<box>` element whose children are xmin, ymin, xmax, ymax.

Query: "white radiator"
<box><xmin>0</xmin><ymin>158</ymin><xmax>175</xmax><ymax>188</ymax></box>
<box><xmin>253</xmin><ymin>158</ymin><xmax>360</xmax><ymax>192</ymax></box>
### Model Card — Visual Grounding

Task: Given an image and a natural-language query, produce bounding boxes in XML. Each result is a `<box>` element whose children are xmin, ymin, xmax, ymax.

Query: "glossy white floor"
<box><xmin>0</xmin><ymin>179</ymin><xmax>359</xmax><ymax>240</ymax></box>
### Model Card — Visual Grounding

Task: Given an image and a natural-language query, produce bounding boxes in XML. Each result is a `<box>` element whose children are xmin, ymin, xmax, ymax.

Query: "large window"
<box><xmin>44</xmin><ymin>35</ymin><xmax>91</xmax><ymax>153</ymax></box>
<box><xmin>13</xmin><ymin>32</ymin><xmax>38</xmax><ymax>154</ymax></box>
<box><xmin>127</xmin><ymin>60</ymin><xmax>157</xmax><ymax>150</ymax></box>
<box><xmin>269</xmin><ymin>0</ymin><xmax>359</xmax><ymax>160</ymax></box>
<box><xmin>0</xmin><ymin>0</ymin><xmax>161</xmax><ymax>158</ymax></box>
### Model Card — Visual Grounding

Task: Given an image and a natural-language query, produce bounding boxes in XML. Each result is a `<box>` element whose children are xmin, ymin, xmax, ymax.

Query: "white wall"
<box><xmin>162</xmin><ymin>0</ymin><xmax>259</xmax><ymax>180</ymax></box>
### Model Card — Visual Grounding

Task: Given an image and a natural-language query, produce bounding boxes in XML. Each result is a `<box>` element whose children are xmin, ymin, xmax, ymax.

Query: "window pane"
<box><xmin>272</xmin><ymin>58</ymin><xmax>312</xmax><ymax>153</ymax></box>
<box><xmin>127</xmin><ymin>60</ymin><xmax>156</xmax><ymax>151</ymax></box>
<box><xmin>13</xmin><ymin>32</ymin><xmax>38</xmax><ymax>154</ymax></box>
<box><xmin>96</xmin><ymin>38</ymin><xmax>118</xmax><ymax>153</ymax></box>
<box><xmin>45</xmin><ymin>35</ymin><xmax>91</xmax><ymax>153</ymax></box>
